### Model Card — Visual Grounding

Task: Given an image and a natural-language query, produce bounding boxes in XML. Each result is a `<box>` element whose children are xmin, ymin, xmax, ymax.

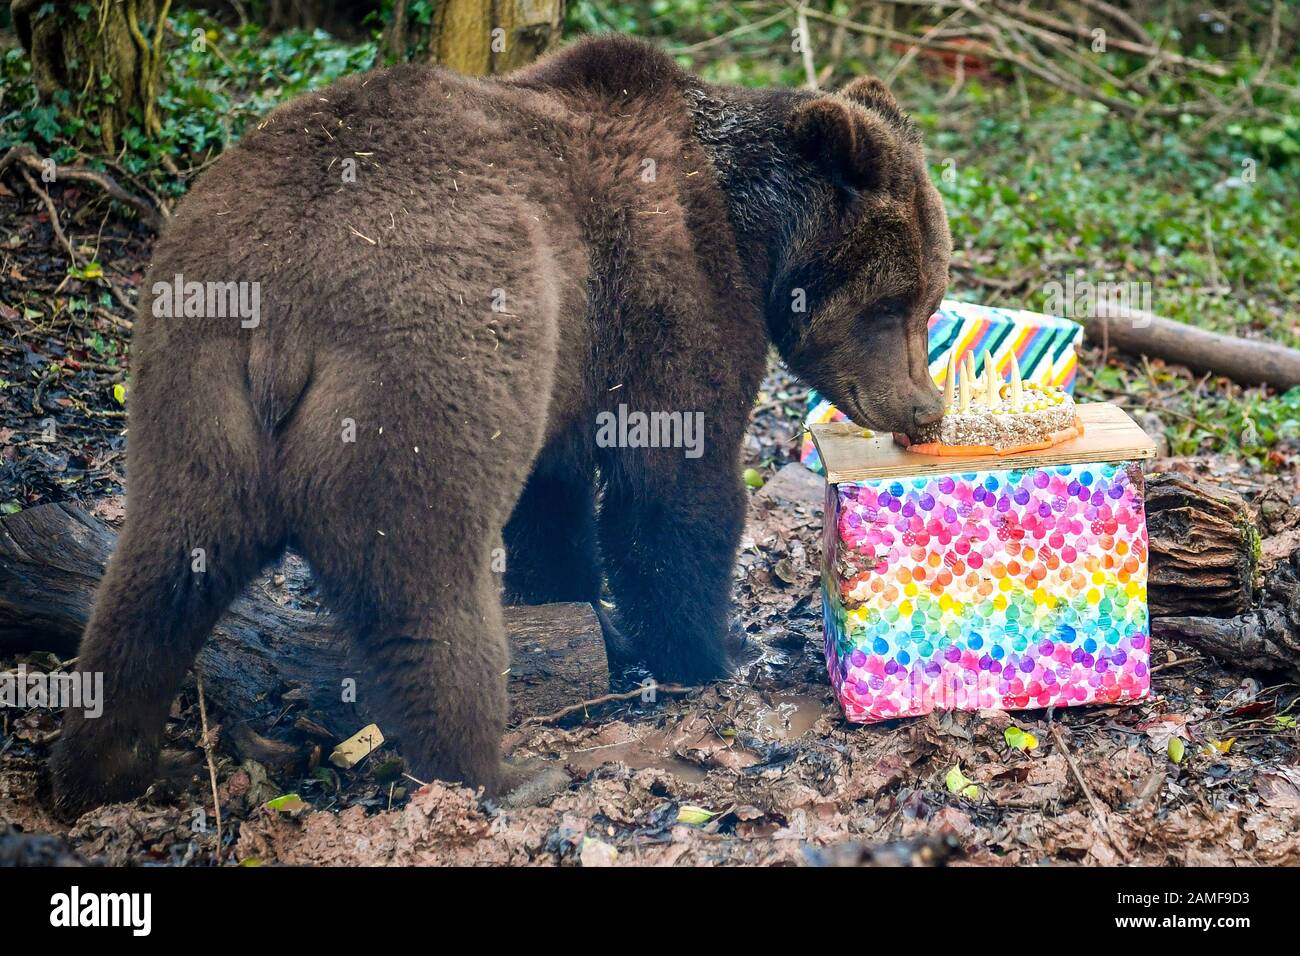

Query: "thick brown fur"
<box><xmin>51</xmin><ymin>35</ymin><xmax>950</xmax><ymax>811</ymax></box>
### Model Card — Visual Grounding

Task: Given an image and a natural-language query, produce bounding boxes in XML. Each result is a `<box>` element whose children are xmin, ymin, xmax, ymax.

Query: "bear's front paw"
<box><xmin>594</xmin><ymin>605</ymin><xmax>639</xmax><ymax>674</ymax></box>
<box><xmin>606</xmin><ymin>609</ymin><xmax>738</xmax><ymax>685</ymax></box>
<box><xmin>725</xmin><ymin>617</ymin><xmax>763</xmax><ymax>669</ymax></box>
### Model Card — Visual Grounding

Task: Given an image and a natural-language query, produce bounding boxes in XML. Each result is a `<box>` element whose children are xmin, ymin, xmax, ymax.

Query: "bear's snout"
<box><xmin>911</xmin><ymin>393</ymin><xmax>945</xmax><ymax>428</ymax></box>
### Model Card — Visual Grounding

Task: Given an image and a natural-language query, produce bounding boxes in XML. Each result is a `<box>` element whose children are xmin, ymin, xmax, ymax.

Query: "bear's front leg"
<box><xmin>598</xmin><ymin>458</ymin><xmax>744</xmax><ymax>684</ymax></box>
<box><xmin>502</xmin><ymin>466</ymin><xmax>601</xmax><ymax>607</ymax></box>
<box><xmin>501</xmin><ymin>458</ymin><xmax>638</xmax><ymax>669</ymax></box>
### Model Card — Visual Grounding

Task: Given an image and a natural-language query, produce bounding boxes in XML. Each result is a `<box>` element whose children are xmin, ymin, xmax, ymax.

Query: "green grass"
<box><xmin>922</xmin><ymin>93</ymin><xmax>1299</xmax><ymax>350</ymax></box>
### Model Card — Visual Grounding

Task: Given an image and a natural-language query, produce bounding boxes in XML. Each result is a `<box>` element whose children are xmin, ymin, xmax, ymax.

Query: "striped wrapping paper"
<box><xmin>800</xmin><ymin>301</ymin><xmax>1085</xmax><ymax>474</ymax></box>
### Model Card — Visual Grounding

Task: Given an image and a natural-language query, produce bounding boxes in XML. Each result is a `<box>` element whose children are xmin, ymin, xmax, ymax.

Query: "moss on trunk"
<box><xmin>12</xmin><ymin>0</ymin><xmax>172</xmax><ymax>151</ymax></box>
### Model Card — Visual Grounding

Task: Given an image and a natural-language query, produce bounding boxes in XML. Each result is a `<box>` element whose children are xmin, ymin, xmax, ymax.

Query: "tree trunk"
<box><xmin>12</xmin><ymin>0</ymin><xmax>172</xmax><ymax>152</ymax></box>
<box><xmin>260</xmin><ymin>0</ymin><xmax>368</xmax><ymax>35</ymax></box>
<box><xmin>380</xmin><ymin>0</ymin><xmax>411</xmax><ymax>62</ymax></box>
<box><xmin>486</xmin><ymin>0</ymin><xmax>566</xmax><ymax>73</ymax></box>
<box><xmin>382</xmin><ymin>0</ymin><xmax>564</xmax><ymax>73</ymax></box>
<box><xmin>0</xmin><ymin>502</ymin><xmax>608</xmax><ymax>775</ymax></box>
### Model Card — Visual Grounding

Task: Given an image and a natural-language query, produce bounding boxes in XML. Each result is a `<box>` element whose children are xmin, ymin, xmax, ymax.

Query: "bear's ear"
<box><xmin>788</xmin><ymin>96</ymin><xmax>900</xmax><ymax>193</ymax></box>
<box><xmin>843</xmin><ymin>75</ymin><xmax>922</xmax><ymax>153</ymax></box>
<box><xmin>840</xmin><ymin>76</ymin><xmax>901</xmax><ymax>113</ymax></box>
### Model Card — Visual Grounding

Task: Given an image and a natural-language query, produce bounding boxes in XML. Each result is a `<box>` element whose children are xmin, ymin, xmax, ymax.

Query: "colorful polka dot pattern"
<box><xmin>822</xmin><ymin>462</ymin><xmax>1151</xmax><ymax>721</ymax></box>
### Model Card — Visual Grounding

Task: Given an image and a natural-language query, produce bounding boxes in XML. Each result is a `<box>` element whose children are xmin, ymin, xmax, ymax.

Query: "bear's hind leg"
<box><xmin>276</xmin><ymin>354</ymin><xmax>547</xmax><ymax>795</ymax></box>
<box><xmin>309</xmin><ymin>541</ymin><xmax>511</xmax><ymax>792</ymax></box>
<box><xmin>51</xmin><ymin>370</ymin><xmax>278</xmax><ymax>814</ymax></box>
<box><xmin>293</xmin><ymin>499</ymin><xmax>511</xmax><ymax>794</ymax></box>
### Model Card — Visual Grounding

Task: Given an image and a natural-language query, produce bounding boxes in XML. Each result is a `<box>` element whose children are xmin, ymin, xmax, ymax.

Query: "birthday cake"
<box><xmin>900</xmin><ymin>352</ymin><xmax>1083</xmax><ymax>455</ymax></box>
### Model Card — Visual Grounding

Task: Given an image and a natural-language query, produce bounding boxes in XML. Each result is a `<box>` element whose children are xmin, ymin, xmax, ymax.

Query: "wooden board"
<box><xmin>810</xmin><ymin>402</ymin><xmax>1156</xmax><ymax>484</ymax></box>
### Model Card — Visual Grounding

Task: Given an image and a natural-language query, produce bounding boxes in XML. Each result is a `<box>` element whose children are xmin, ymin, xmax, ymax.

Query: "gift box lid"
<box><xmin>809</xmin><ymin>402</ymin><xmax>1155</xmax><ymax>484</ymax></box>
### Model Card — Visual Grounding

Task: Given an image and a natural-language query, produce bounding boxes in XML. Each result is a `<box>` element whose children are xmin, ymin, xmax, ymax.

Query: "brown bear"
<box><xmin>51</xmin><ymin>35</ymin><xmax>949</xmax><ymax>811</ymax></box>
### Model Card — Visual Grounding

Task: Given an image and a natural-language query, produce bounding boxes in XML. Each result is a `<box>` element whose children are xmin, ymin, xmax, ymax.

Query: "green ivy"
<box><xmin>1</xmin><ymin>11</ymin><xmax>376</xmax><ymax>196</ymax></box>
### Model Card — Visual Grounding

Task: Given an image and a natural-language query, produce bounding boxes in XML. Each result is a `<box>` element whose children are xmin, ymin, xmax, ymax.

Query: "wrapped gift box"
<box><xmin>811</xmin><ymin>404</ymin><xmax>1156</xmax><ymax>722</ymax></box>
<box><xmin>801</xmin><ymin>300</ymin><xmax>1085</xmax><ymax>474</ymax></box>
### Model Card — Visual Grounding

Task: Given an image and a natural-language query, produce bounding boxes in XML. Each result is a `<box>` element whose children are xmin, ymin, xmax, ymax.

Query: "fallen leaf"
<box><xmin>1004</xmin><ymin>726</ymin><xmax>1038</xmax><ymax>751</ymax></box>
<box><xmin>945</xmin><ymin>765</ymin><xmax>979</xmax><ymax>799</ymax></box>
<box><xmin>1139</xmin><ymin>714</ymin><xmax>1188</xmax><ymax>752</ymax></box>
<box><xmin>773</xmin><ymin>557</ymin><xmax>799</xmax><ymax>584</ymax></box>
<box><xmin>677</xmin><ymin>805</ymin><xmax>718</xmax><ymax>825</ymax></box>
<box><xmin>1257</xmin><ymin>769</ymin><xmax>1300</xmax><ymax>810</ymax></box>
<box><xmin>265</xmin><ymin>793</ymin><xmax>307</xmax><ymax>815</ymax></box>
<box><xmin>579</xmin><ymin>837</ymin><xmax>619</xmax><ymax>866</ymax></box>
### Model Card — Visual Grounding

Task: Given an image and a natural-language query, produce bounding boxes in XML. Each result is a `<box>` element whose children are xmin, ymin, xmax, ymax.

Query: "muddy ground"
<box><xmin>2</xmin><ymin>179</ymin><xmax>1299</xmax><ymax>867</ymax></box>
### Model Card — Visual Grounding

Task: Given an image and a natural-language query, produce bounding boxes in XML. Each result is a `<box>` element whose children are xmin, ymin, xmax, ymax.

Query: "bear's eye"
<box><xmin>870</xmin><ymin>295</ymin><xmax>911</xmax><ymax>321</ymax></box>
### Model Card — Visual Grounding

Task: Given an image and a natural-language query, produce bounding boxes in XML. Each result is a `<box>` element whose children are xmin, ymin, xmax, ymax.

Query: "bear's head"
<box><xmin>766</xmin><ymin>77</ymin><xmax>950</xmax><ymax>437</ymax></box>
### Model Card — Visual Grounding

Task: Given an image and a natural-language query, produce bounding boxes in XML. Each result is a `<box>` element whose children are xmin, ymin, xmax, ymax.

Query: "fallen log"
<box><xmin>1146</xmin><ymin>472</ymin><xmax>1258</xmax><ymax>616</ymax></box>
<box><xmin>0</xmin><ymin>502</ymin><xmax>608</xmax><ymax>771</ymax></box>
<box><xmin>1085</xmin><ymin>305</ymin><xmax>1300</xmax><ymax>390</ymax></box>
<box><xmin>1145</xmin><ymin>472</ymin><xmax>1300</xmax><ymax>678</ymax></box>
<box><xmin>1153</xmin><ymin>606</ymin><xmax>1300</xmax><ymax>678</ymax></box>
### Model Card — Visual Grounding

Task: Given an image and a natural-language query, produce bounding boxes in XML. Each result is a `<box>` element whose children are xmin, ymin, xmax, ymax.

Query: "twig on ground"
<box><xmin>883</xmin><ymin>3</ymin><xmax>973</xmax><ymax>86</ymax></box>
<box><xmin>1151</xmin><ymin>656</ymin><xmax>1203</xmax><ymax>673</ymax></box>
<box><xmin>196</xmin><ymin>674</ymin><xmax>224</xmax><ymax>863</ymax></box>
<box><xmin>938</xmin><ymin>49</ymin><xmax>967</xmax><ymax>104</ymax></box>
<box><xmin>0</xmin><ymin>146</ymin><xmax>167</xmax><ymax>230</ymax></box>
<box><xmin>995</xmin><ymin>2</ymin><xmax>1227</xmax><ymax>76</ymax></box>
<box><xmin>95</xmin><ymin>305</ymin><xmax>134</xmax><ymax>332</ymax></box>
<box><xmin>17</xmin><ymin>168</ymin><xmax>79</xmax><ymax>269</ymax></box>
<box><xmin>1050</xmin><ymin>723</ymin><xmax>1131</xmax><ymax>862</ymax></box>
<box><xmin>11</xmin><ymin>157</ymin><xmax>139</xmax><ymax>313</ymax></box>
<box><xmin>1074</xmin><ymin>0</ymin><xmax>1153</xmax><ymax>46</ymax></box>
<box><xmin>673</xmin><ymin>8</ymin><xmax>790</xmax><ymax>55</ymax></box>
<box><xmin>801</xmin><ymin>1</ymin><xmax>1258</xmax><ymax>125</ymax></box>
<box><xmin>523</xmin><ymin>683</ymin><xmax>697</xmax><ymax>726</ymax></box>
<box><xmin>1189</xmin><ymin>0</ymin><xmax>1282</xmax><ymax>145</ymax></box>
